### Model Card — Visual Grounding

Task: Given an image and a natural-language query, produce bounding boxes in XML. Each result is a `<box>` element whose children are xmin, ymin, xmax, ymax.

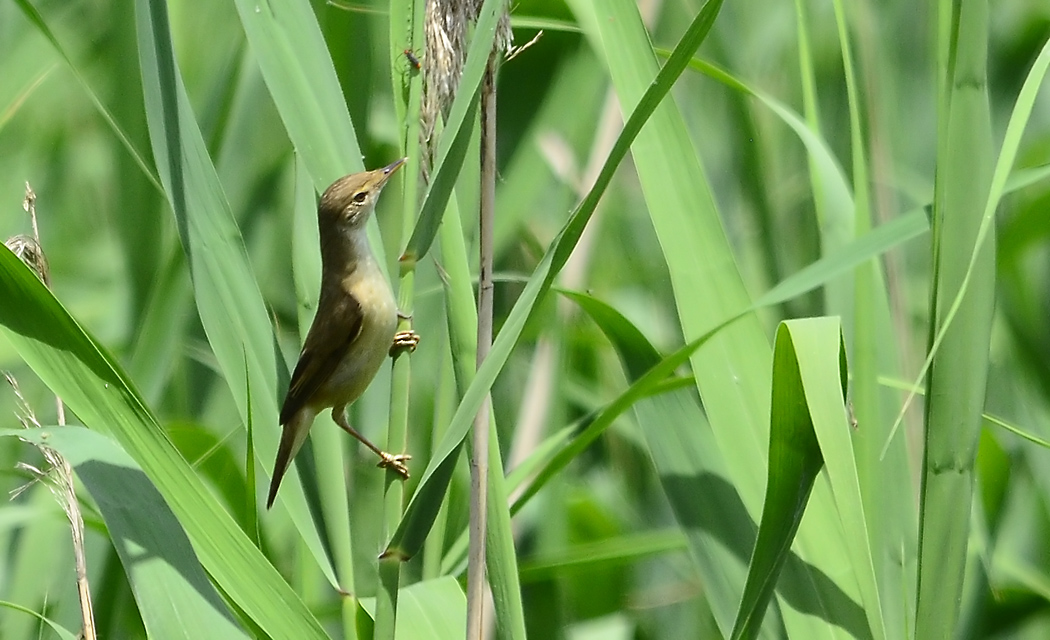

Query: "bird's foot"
<box><xmin>389</xmin><ymin>330</ymin><xmax>421</xmax><ymax>357</ymax></box>
<box><xmin>377</xmin><ymin>452</ymin><xmax>412</xmax><ymax>480</ymax></box>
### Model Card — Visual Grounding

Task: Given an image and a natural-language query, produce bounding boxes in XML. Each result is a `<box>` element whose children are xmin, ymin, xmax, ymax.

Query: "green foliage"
<box><xmin>1</xmin><ymin>0</ymin><xmax>1049</xmax><ymax>638</ymax></box>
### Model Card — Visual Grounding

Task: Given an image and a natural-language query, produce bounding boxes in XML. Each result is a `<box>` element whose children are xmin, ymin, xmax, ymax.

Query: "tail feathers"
<box><xmin>266</xmin><ymin>407</ymin><xmax>316</xmax><ymax>509</ymax></box>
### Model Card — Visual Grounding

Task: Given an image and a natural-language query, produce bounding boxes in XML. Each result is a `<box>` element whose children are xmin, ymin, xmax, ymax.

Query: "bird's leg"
<box><xmin>390</xmin><ymin>310</ymin><xmax>421</xmax><ymax>357</ymax></box>
<box><xmin>331</xmin><ymin>407</ymin><xmax>410</xmax><ymax>479</ymax></box>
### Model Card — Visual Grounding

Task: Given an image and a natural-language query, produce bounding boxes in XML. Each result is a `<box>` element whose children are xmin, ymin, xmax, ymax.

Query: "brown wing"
<box><xmin>279</xmin><ymin>290</ymin><xmax>364</xmax><ymax>425</ymax></box>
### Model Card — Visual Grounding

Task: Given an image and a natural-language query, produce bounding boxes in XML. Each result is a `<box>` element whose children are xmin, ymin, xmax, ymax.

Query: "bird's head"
<box><xmin>319</xmin><ymin>158</ymin><xmax>407</xmax><ymax>230</ymax></box>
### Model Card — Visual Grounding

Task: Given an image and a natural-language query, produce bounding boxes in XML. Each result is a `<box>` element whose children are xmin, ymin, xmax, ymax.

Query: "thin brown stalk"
<box><xmin>467</xmin><ymin>50</ymin><xmax>498</xmax><ymax>640</ymax></box>
<box><xmin>5</xmin><ymin>184</ymin><xmax>94</xmax><ymax>640</ymax></box>
<box><xmin>6</xmin><ymin>375</ymin><xmax>95</xmax><ymax>640</ymax></box>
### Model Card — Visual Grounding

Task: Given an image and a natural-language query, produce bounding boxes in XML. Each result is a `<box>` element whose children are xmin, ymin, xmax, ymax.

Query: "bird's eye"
<box><xmin>353</xmin><ymin>191</ymin><xmax>367</xmax><ymax>204</ymax></box>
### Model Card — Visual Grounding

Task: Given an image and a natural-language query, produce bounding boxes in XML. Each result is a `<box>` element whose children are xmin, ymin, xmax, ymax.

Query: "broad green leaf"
<box><xmin>731</xmin><ymin>319</ymin><xmax>878</xmax><ymax>639</ymax></box>
<box><xmin>230</xmin><ymin>0</ymin><xmax>362</xmax><ymax>190</ymax></box>
<box><xmin>359</xmin><ymin>577</ymin><xmax>467</xmax><ymax>640</ymax></box>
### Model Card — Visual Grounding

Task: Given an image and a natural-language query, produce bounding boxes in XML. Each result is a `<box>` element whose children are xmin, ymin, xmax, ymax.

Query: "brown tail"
<box><xmin>266</xmin><ymin>408</ymin><xmax>315</xmax><ymax>508</ymax></box>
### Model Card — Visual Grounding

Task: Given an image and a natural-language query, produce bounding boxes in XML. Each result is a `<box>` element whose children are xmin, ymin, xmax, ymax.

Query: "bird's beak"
<box><xmin>379</xmin><ymin>157</ymin><xmax>408</xmax><ymax>185</ymax></box>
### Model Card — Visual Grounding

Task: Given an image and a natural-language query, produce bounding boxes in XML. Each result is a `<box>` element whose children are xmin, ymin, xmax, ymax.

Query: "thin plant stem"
<box><xmin>467</xmin><ymin>51</ymin><xmax>498</xmax><ymax>640</ymax></box>
<box><xmin>915</xmin><ymin>0</ymin><xmax>995</xmax><ymax>635</ymax></box>
<box><xmin>374</xmin><ymin>0</ymin><xmax>426</xmax><ymax>636</ymax></box>
<box><xmin>5</xmin><ymin>184</ymin><xmax>94</xmax><ymax>640</ymax></box>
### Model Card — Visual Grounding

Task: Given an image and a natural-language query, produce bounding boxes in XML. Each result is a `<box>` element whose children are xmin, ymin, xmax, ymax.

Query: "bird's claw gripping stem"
<box><xmin>390</xmin><ymin>330</ymin><xmax>421</xmax><ymax>357</ymax></box>
<box><xmin>378</xmin><ymin>452</ymin><xmax>411</xmax><ymax>479</ymax></box>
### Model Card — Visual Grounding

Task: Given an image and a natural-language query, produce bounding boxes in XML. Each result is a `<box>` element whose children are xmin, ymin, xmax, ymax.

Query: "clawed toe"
<box><xmin>378</xmin><ymin>452</ymin><xmax>411</xmax><ymax>479</ymax></box>
<box><xmin>389</xmin><ymin>330</ymin><xmax>421</xmax><ymax>357</ymax></box>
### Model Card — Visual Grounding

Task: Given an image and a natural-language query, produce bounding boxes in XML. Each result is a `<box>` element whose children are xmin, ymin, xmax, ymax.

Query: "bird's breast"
<box><xmin>319</xmin><ymin>263</ymin><xmax>397</xmax><ymax>405</ymax></box>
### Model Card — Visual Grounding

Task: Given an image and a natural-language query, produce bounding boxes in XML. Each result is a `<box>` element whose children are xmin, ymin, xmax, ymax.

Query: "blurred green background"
<box><xmin>1</xmin><ymin>0</ymin><xmax>1049</xmax><ymax>638</ymax></box>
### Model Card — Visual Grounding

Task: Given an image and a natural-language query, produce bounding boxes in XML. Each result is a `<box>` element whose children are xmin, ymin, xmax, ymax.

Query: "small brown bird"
<box><xmin>267</xmin><ymin>158</ymin><xmax>415</xmax><ymax>509</ymax></box>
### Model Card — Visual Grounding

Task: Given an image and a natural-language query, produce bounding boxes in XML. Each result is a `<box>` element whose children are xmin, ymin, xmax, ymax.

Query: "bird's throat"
<box><xmin>320</xmin><ymin>224</ymin><xmax>376</xmax><ymax>278</ymax></box>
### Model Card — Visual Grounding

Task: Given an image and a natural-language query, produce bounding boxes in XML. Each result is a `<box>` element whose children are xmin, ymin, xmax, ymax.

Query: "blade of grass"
<box><xmin>653</xmin><ymin>52</ymin><xmax>855</xmax><ymax>246</ymax></box>
<box><xmin>0</xmin><ymin>65</ymin><xmax>54</xmax><ymax>132</ymax></box>
<box><xmin>518</xmin><ymin>530</ymin><xmax>688</xmax><ymax>583</ymax></box>
<box><xmin>886</xmin><ymin>34</ymin><xmax>1050</xmax><ymax>450</ymax></box>
<box><xmin>374</xmin><ymin>0</ymin><xmax>428</xmax><ymax>632</ymax></box>
<box><xmin>432</xmin><ymin>145</ymin><xmax>527</xmax><ymax>638</ymax></box>
<box><xmin>732</xmin><ymin>318</ymin><xmax>882</xmax><ymax>639</ymax></box>
<box><xmin>730</xmin><ymin>320</ymin><xmax>831</xmax><ymax>639</ymax></box>
<box><xmin>0</xmin><ymin>601</ymin><xmax>78</xmax><ymax>640</ymax></box>
<box><xmin>229</xmin><ymin>0</ymin><xmax>363</xmax><ymax>190</ymax></box>
<box><xmin>828</xmin><ymin>0</ymin><xmax>903</xmax><ymax>636</ymax></box>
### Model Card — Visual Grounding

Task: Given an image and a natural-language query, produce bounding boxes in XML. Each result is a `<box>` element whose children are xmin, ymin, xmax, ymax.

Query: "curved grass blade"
<box><xmin>0</xmin><ymin>247</ymin><xmax>329</xmax><ymax>638</ymax></box>
<box><xmin>656</xmin><ymin>52</ymin><xmax>855</xmax><ymax>232</ymax></box>
<box><xmin>0</xmin><ymin>601</ymin><xmax>77</xmax><ymax>640</ymax></box>
<box><xmin>730</xmin><ymin>319</ymin><xmax>882</xmax><ymax>640</ymax></box>
<box><xmin>730</xmin><ymin>320</ymin><xmax>832</xmax><ymax>639</ymax></box>
<box><xmin>509</xmin><ymin>294</ymin><xmax>744</xmax><ymax>518</ymax></box>
<box><xmin>1</xmin><ymin>427</ymin><xmax>250</xmax><ymax>640</ymax></box>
